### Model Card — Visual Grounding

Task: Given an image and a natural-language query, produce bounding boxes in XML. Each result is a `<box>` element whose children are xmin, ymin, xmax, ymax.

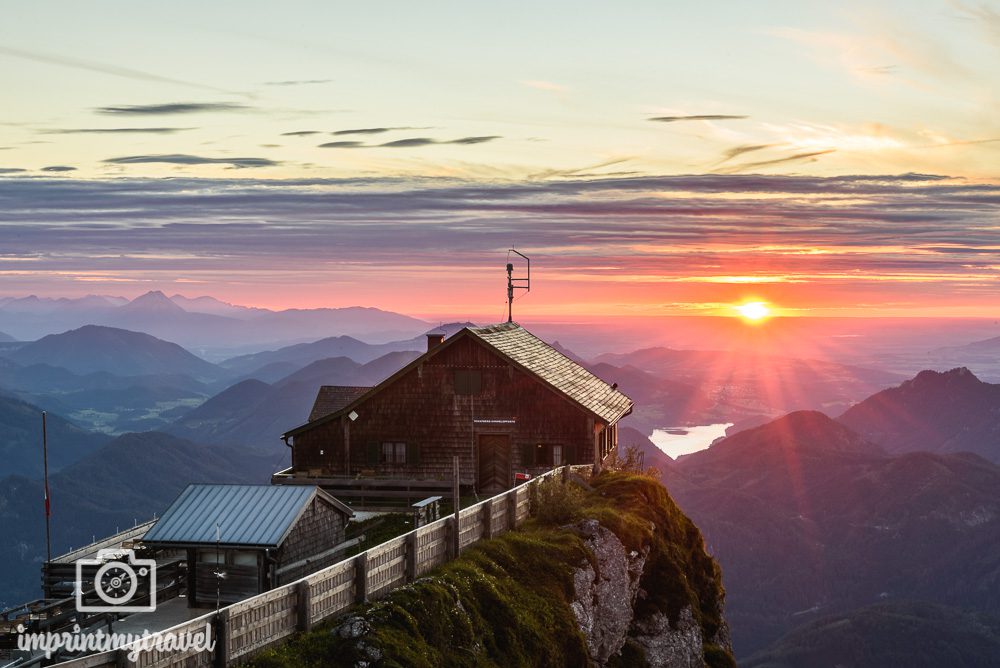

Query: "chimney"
<box><xmin>426</xmin><ymin>333</ymin><xmax>445</xmax><ymax>352</ymax></box>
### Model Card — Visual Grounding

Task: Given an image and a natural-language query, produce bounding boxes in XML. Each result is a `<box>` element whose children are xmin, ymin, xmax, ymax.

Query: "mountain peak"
<box><xmin>839</xmin><ymin>367</ymin><xmax>1000</xmax><ymax>461</ymax></box>
<box><xmin>121</xmin><ymin>290</ymin><xmax>186</xmax><ymax>313</ymax></box>
<box><xmin>908</xmin><ymin>367</ymin><xmax>982</xmax><ymax>389</ymax></box>
<box><xmin>8</xmin><ymin>324</ymin><xmax>220</xmax><ymax>379</ymax></box>
<box><xmin>680</xmin><ymin>410</ymin><xmax>880</xmax><ymax>469</ymax></box>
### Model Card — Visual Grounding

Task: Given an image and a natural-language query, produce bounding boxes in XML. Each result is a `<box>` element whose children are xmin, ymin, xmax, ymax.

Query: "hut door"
<box><xmin>477</xmin><ymin>434</ymin><xmax>511</xmax><ymax>493</ymax></box>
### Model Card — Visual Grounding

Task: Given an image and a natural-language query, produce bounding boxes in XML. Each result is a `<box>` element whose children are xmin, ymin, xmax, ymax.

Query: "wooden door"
<box><xmin>477</xmin><ymin>434</ymin><xmax>511</xmax><ymax>494</ymax></box>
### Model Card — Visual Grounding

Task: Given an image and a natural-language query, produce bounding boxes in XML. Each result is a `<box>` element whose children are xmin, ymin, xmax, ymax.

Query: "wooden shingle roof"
<box><xmin>309</xmin><ymin>386</ymin><xmax>371</xmax><ymax>422</ymax></box>
<box><xmin>468</xmin><ymin>322</ymin><xmax>634</xmax><ymax>424</ymax></box>
<box><xmin>284</xmin><ymin>322</ymin><xmax>633</xmax><ymax>437</ymax></box>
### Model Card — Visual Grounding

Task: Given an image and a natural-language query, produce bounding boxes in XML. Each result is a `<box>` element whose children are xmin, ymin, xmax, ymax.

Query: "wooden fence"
<box><xmin>50</xmin><ymin>466</ymin><xmax>580</xmax><ymax>668</ymax></box>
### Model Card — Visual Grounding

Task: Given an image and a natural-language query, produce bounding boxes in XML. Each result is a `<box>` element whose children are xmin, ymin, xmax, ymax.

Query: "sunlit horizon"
<box><xmin>1</xmin><ymin>1</ymin><xmax>998</xmax><ymax>319</ymax></box>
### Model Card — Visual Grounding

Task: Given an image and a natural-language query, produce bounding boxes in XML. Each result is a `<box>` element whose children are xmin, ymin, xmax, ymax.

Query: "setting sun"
<box><xmin>736</xmin><ymin>301</ymin><xmax>771</xmax><ymax>322</ymax></box>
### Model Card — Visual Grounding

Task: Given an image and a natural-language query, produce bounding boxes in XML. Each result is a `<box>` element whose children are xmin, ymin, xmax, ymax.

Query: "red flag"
<box><xmin>44</xmin><ymin>484</ymin><xmax>51</xmax><ymax>517</ymax></box>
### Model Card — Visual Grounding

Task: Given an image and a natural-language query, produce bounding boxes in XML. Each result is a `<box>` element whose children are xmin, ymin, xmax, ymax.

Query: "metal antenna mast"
<box><xmin>506</xmin><ymin>249</ymin><xmax>530</xmax><ymax>323</ymax></box>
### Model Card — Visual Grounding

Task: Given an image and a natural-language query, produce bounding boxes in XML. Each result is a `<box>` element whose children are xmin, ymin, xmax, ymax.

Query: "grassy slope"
<box><xmin>253</xmin><ymin>472</ymin><xmax>734</xmax><ymax>668</ymax></box>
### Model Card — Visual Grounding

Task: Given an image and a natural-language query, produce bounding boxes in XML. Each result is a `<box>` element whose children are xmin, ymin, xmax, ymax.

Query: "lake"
<box><xmin>649</xmin><ymin>423</ymin><xmax>734</xmax><ymax>459</ymax></box>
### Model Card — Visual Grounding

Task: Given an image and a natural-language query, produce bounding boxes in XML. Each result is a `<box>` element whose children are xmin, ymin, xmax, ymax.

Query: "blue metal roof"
<box><xmin>142</xmin><ymin>484</ymin><xmax>327</xmax><ymax>548</ymax></box>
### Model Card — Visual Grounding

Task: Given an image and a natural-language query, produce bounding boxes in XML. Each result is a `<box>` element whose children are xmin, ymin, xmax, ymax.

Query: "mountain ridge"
<box><xmin>838</xmin><ymin>367</ymin><xmax>1000</xmax><ymax>462</ymax></box>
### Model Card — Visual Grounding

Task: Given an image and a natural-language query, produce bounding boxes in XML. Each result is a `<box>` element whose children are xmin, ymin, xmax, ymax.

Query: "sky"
<box><xmin>0</xmin><ymin>1</ymin><xmax>998</xmax><ymax>319</ymax></box>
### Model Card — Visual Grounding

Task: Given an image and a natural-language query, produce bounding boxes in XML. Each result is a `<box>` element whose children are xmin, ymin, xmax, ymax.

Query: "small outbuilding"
<box><xmin>141</xmin><ymin>484</ymin><xmax>353</xmax><ymax>606</ymax></box>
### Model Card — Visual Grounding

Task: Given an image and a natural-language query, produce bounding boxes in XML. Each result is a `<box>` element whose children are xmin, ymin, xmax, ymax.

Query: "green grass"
<box><xmin>344</xmin><ymin>513</ymin><xmax>415</xmax><ymax>557</ymax></box>
<box><xmin>253</xmin><ymin>472</ymin><xmax>734</xmax><ymax>668</ymax></box>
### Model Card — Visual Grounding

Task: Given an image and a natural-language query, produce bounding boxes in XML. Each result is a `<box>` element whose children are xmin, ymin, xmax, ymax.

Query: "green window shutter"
<box><xmin>566</xmin><ymin>445</ymin><xmax>577</xmax><ymax>465</ymax></box>
<box><xmin>366</xmin><ymin>442</ymin><xmax>379</xmax><ymax>466</ymax></box>
<box><xmin>407</xmin><ymin>442</ymin><xmax>420</xmax><ymax>466</ymax></box>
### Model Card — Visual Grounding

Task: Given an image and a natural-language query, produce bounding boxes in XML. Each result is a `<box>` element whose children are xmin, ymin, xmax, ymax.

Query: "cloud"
<box><xmin>45</xmin><ymin>127</ymin><xmax>194</xmax><ymax>135</ymax></box>
<box><xmin>319</xmin><ymin>136</ymin><xmax>502</xmax><ymax>149</ymax></box>
<box><xmin>380</xmin><ymin>137</ymin><xmax>437</xmax><ymax>148</ymax></box>
<box><xmin>0</xmin><ymin>168</ymin><xmax>26</xmax><ymax>174</ymax></box>
<box><xmin>0</xmin><ymin>45</ymin><xmax>234</xmax><ymax>94</ymax></box>
<box><xmin>0</xmin><ymin>172</ymin><xmax>996</xmax><ymax>316</ymax></box>
<box><xmin>264</xmin><ymin>79</ymin><xmax>332</xmax><ymax>86</ymax></box>
<box><xmin>447</xmin><ymin>136</ymin><xmax>501</xmax><ymax>145</ymax></box>
<box><xmin>770</xmin><ymin>26</ymin><xmax>973</xmax><ymax>85</ymax></box>
<box><xmin>521</xmin><ymin>80</ymin><xmax>569</xmax><ymax>92</ymax></box>
<box><xmin>96</xmin><ymin>102</ymin><xmax>250</xmax><ymax>115</ymax></box>
<box><xmin>649</xmin><ymin>114</ymin><xmax>748</xmax><ymax>123</ymax></box>
<box><xmin>318</xmin><ymin>141</ymin><xmax>366</xmax><ymax>148</ymax></box>
<box><xmin>953</xmin><ymin>2</ymin><xmax>1000</xmax><ymax>48</ymax></box>
<box><xmin>0</xmin><ymin>171</ymin><xmax>996</xmax><ymax>319</ymax></box>
<box><xmin>858</xmin><ymin>64</ymin><xmax>899</xmax><ymax>76</ymax></box>
<box><xmin>529</xmin><ymin>157</ymin><xmax>634</xmax><ymax>180</ymax></box>
<box><xmin>332</xmin><ymin>127</ymin><xmax>424</xmax><ymax>136</ymax></box>
<box><xmin>40</xmin><ymin>165</ymin><xmax>76</xmax><ymax>172</ymax></box>
<box><xmin>281</xmin><ymin>130</ymin><xmax>322</xmax><ymax>136</ymax></box>
<box><xmin>714</xmin><ymin>149</ymin><xmax>836</xmax><ymax>174</ymax></box>
<box><xmin>922</xmin><ymin>137</ymin><xmax>1000</xmax><ymax>148</ymax></box>
<box><xmin>716</xmin><ymin>144</ymin><xmax>776</xmax><ymax>165</ymax></box>
<box><xmin>103</xmin><ymin>154</ymin><xmax>279</xmax><ymax>168</ymax></box>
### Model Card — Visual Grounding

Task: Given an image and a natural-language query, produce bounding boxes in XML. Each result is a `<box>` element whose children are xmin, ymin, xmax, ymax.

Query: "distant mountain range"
<box><xmin>0</xmin><ymin>431</ymin><xmax>278</xmax><ymax>608</ymax></box>
<box><xmin>596</xmin><ymin>346</ymin><xmax>904</xmax><ymax>434</ymax></box>
<box><xmin>745</xmin><ymin>602</ymin><xmax>1000</xmax><ymax>668</ymax></box>
<box><xmin>7</xmin><ymin>306</ymin><xmax>1000</xmax><ymax>664</ymax></box>
<box><xmin>6</xmin><ymin>324</ymin><xmax>224</xmax><ymax>379</ymax></box>
<box><xmin>0</xmin><ymin>322</ymin><xmax>456</xmax><ymax>438</ymax></box>
<box><xmin>220</xmin><ymin>321</ymin><xmax>472</xmax><ymax>377</ymax></box>
<box><xmin>663</xmin><ymin>408</ymin><xmax>1000</xmax><ymax>657</ymax></box>
<box><xmin>167</xmin><ymin>351</ymin><xmax>421</xmax><ymax>449</ymax></box>
<box><xmin>840</xmin><ymin>367</ymin><xmax>1000</xmax><ymax>463</ymax></box>
<box><xmin>0</xmin><ymin>291</ymin><xmax>431</xmax><ymax>351</ymax></box>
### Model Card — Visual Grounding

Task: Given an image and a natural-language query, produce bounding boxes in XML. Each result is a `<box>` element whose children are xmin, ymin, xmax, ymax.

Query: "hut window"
<box><xmin>232</xmin><ymin>552</ymin><xmax>258</xmax><ymax>567</ymax></box>
<box><xmin>381</xmin><ymin>442</ymin><xmax>407</xmax><ymax>465</ymax></box>
<box><xmin>531</xmin><ymin>443</ymin><xmax>572</xmax><ymax>467</ymax></box>
<box><xmin>198</xmin><ymin>550</ymin><xmax>224</xmax><ymax>564</ymax></box>
<box><xmin>454</xmin><ymin>369</ymin><xmax>483</xmax><ymax>395</ymax></box>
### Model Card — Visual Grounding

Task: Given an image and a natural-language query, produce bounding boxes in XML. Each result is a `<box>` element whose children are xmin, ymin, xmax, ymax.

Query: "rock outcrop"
<box><xmin>570</xmin><ymin>519</ymin><xmax>648</xmax><ymax>662</ymax></box>
<box><xmin>253</xmin><ymin>472</ymin><xmax>734</xmax><ymax>668</ymax></box>
<box><xmin>569</xmin><ymin>518</ymin><xmax>732</xmax><ymax>667</ymax></box>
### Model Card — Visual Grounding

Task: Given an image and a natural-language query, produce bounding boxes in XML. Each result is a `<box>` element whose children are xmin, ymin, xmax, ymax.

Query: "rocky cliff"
<box><xmin>254</xmin><ymin>472</ymin><xmax>734</xmax><ymax>667</ymax></box>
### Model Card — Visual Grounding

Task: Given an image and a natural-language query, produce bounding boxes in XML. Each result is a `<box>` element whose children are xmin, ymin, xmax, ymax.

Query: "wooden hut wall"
<box><xmin>291</xmin><ymin>336</ymin><xmax>595</xmax><ymax>480</ymax></box>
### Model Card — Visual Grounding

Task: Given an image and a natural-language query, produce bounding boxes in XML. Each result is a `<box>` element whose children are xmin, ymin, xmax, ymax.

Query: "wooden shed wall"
<box><xmin>275</xmin><ymin>498</ymin><xmax>348</xmax><ymax>583</ymax></box>
<box><xmin>291</xmin><ymin>336</ymin><xmax>596</xmax><ymax>482</ymax></box>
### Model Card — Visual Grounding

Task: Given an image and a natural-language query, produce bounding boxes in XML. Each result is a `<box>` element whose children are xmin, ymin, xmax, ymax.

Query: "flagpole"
<box><xmin>42</xmin><ymin>411</ymin><xmax>51</xmax><ymax>564</ymax></box>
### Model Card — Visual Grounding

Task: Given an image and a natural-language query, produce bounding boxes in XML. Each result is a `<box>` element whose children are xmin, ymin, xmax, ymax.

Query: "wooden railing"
<box><xmin>49</xmin><ymin>466</ymin><xmax>585</xmax><ymax>668</ymax></box>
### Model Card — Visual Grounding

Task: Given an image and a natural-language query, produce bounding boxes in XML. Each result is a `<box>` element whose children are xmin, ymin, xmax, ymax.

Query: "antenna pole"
<box><xmin>506</xmin><ymin>249</ymin><xmax>530</xmax><ymax>323</ymax></box>
<box><xmin>42</xmin><ymin>411</ymin><xmax>51</xmax><ymax>564</ymax></box>
<box><xmin>506</xmin><ymin>263</ymin><xmax>514</xmax><ymax>323</ymax></box>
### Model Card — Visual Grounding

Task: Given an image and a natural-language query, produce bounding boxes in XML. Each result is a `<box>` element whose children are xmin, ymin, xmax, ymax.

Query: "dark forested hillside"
<box><xmin>0</xmin><ymin>431</ymin><xmax>278</xmax><ymax>607</ymax></box>
<box><xmin>0</xmin><ymin>393</ymin><xmax>110</xmax><ymax>477</ymax></box>
<box><xmin>744</xmin><ymin>602</ymin><xmax>1000</xmax><ymax>668</ymax></box>
<box><xmin>663</xmin><ymin>411</ymin><xmax>1000</xmax><ymax>656</ymax></box>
